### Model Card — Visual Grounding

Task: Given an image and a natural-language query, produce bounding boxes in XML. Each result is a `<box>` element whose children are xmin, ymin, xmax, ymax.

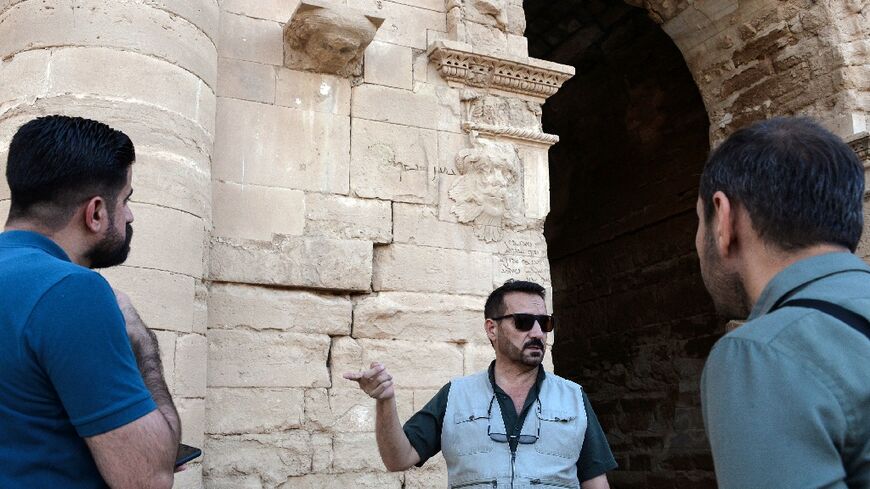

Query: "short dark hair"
<box><xmin>699</xmin><ymin>116</ymin><xmax>864</xmax><ymax>252</ymax></box>
<box><xmin>484</xmin><ymin>279</ymin><xmax>546</xmax><ymax>319</ymax></box>
<box><xmin>6</xmin><ymin>115</ymin><xmax>135</xmax><ymax>228</ymax></box>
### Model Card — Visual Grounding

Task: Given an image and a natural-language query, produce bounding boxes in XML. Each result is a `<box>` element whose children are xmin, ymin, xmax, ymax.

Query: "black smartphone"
<box><xmin>175</xmin><ymin>443</ymin><xmax>202</xmax><ymax>467</ymax></box>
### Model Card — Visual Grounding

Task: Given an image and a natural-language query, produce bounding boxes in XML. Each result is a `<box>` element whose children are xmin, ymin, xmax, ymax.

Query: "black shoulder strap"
<box><xmin>776</xmin><ymin>298</ymin><xmax>870</xmax><ymax>341</ymax></box>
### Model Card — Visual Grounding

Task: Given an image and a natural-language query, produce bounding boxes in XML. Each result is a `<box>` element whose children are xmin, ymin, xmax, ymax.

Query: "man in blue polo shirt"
<box><xmin>0</xmin><ymin>116</ymin><xmax>181</xmax><ymax>488</ymax></box>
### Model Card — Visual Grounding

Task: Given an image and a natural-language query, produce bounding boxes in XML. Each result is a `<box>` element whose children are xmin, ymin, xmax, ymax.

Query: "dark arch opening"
<box><xmin>526</xmin><ymin>1</ymin><xmax>721</xmax><ymax>487</ymax></box>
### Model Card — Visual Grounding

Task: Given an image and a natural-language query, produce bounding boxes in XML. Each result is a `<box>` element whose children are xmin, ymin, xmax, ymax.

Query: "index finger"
<box><xmin>342</xmin><ymin>371</ymin><xmax>364</xmax><ymax>381</ymax></box>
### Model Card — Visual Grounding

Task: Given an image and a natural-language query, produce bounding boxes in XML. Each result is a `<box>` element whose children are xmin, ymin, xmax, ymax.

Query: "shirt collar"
<box><xmin>0</xmin><ymin>230</ymin><xmax>71</xmax><ymax>262</ymax></box>
<box><xmin>487</xmin><ymin>360</ymin><xmax>547</xmax><ymax>393</ymax></box>
<box><xmin>749</xmin><ymin>251</ymin><xmax>869</xmax><ymax>319</ymax></box>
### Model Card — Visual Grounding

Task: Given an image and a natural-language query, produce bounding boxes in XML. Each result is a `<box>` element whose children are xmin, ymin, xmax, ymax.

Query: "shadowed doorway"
<box><xmin>526</xmin><ymin>1</ymin><xmax>722</xmax><ymax>487</ymax></box>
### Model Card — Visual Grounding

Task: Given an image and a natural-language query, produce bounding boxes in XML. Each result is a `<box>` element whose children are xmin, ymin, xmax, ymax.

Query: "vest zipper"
<box><xmin>510</xmin><ymin>448</ymin><xmax>516</xmax><ymax>489</ymax></box>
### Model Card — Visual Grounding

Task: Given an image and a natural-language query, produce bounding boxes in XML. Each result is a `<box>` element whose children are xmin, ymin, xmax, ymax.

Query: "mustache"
<box><xmin>524</xmin><ymin>339</ymin><xmax>545</xmax><ymax>349</ymax></box>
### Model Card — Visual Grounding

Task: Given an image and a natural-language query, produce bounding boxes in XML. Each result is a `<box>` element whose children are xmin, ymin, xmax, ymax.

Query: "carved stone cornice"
<box><xmin>427</xmin><ymin>40</ymin><xmax>574</xmax><ymax>101</ymax></box>
<box><xmin>461</xmin><ymin>121</ymin><xmax>559</xmax><ymax>146</ymax></box>
<box><xmin>846</xmin><ymin>131</ymin><xmax>869</xmax><ymax>164</ymax></box>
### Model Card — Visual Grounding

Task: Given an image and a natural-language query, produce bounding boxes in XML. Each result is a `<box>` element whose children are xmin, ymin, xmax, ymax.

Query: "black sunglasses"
<box><xmin>489</xmin><ymin>313</ymin><xmax>555</xmax><ymax>333</ymax></box>
<box><xmin>486</xmin><ymin>395</ymin><xmax>541</xmax><ymax>444</ymax></box>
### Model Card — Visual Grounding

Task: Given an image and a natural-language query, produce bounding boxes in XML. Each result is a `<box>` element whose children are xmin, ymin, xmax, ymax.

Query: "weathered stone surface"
<box><xmin>207</xmin><ymin>330</ymin><xmax>330</xmax><ymax>387</ymax></box>
<box><xmin>275</xmin><ymin>68</ymin><xmax>352</xmax><ymax>115</ymax></box>
<box><xmin>373</xmin><ymin>243</ymin><xmax>493</xmax><ymax>295</ymax></box>
<box><xmin>494</xmin><ymin>253</ymin><xmax>551</xmax><ymax>289</ymax></box>
<box><xmin>146</xmin><ymin>0</ymin><xmax>220</xmax><ymax>42</ymax></box>
<box><xmin>278</xmin><ymin>472</ymin><xmax>404</xmax><ymax>489</ymax></box>
<box><xmin>405</xmin><ymin>455</ymin><xmax>448</xmax><ymax>488</ymax></box>
<box><xmin>303</xmin><ymin>386</ymin><xmax>414</xmax><ymax>432</ymax></box>
<box><xmin>0</xmin><ymin>0</ymin><xmax>217</xmax><ymax>87</ymax></box>
<box><xmin>206</xmin><ymin>388</ymin><xmax>304</xmax><ymax>434</ymax></box>
<box><xmin>213</xmin><ymin>97</ymin><xmax>350</xmax><ymax>194</ymax></box>
<box><xmin>353</xmin><ymin>292</ymin><xmax>487</xmax><ymax>343</ymax></box>
<box><xmin>153</xmin><ymin>330</ymin><xmax>177</xmax><ymax>394</ymax></box>
<box><xmin>519</xmin><ymin>144</ymin><xmax>550</xmax><ymax>220</ymax></box>
<box><xmin>348</xmin><ymin>0</ymin><xmax>447</xmax><ymax>49</ymax></box>
<box><xmin>220</xmin><ymin>0</ymin><xmax>301</xmax><ymax>22</ymax></box>
<box><xmin>332</xmin><ymin>432</ymin><xmax>388</xmax><ymax>471</ymax></box>
<box><xmin>124</xmin><ymin>203</ymin><xmax>205</xmax><ymax>278</ymax></box>
<box><xmin>364</xmin><ymin>40</ymin><xmax>414</xmax><ymax>89</ymax></box>
<box><xmin>175</xmin><ymin>333</ymin><xmax>208</xmax><ymax>397</ymax></box>
<box><xmin>172</xmin><ymin>464</ymin><xmax>203</xmax><ymax>489</ymax></box>
<box><xmin>209</xmin><ymin>235</ymin><xmax>372</xmax><ymax>291</ymax></box>
<box><xmin>100</xmin><ymin>265</ymin><xmax>196</xmax><ymax>333</ymax></box>
<box><xmin>351</xmin><ymin>83</ymin><xmax>461</xmax><ymax>131</ymax></box>
<box><xmin>133</xmin><ymin>152</ymin><xmax>211</xmax><ymax>219</ymax></box>
<box><xmin>350</xmin><ymin>118</ymin><xmax>438</xmax><ymax>203</ymax></box>
<box><xmin>217</xmin><ymin>57</ymin><xmax>277</xmax><ymax>104</ymax></box>
<box><xmin>330</xmin><ymin>336</ymin><xmax>463</xmax><ymax>389</ymax></box>
<box><xmin>284</xmin><ymin>1</ymin><xmax>384</xmax><ymax>77</ymax></box>
<box><xmin>212</xmin><ymin>182</ymin><xmax>305</xmax><ymax>241</ymax></box>
<box><xmin>177</xmin><ymin>396</ymin><xmax>207</xmax><ymax>447</ymax></box>
<box><xmin>0</xmin><ymin>50</ymin><xmax>48</xmax><ymax>105</ymax></box>
<box><xmin>218</xmin><ymin>12</ymin><xmax>283</xmax><ymax>66</ymax></box>
<box><xmin>208</xmin><ymin>283</ymin><xmax>351</xmax><ymax>335</ymax></box>
<box><xmin>305</xmin><ymin>193</ymin><xmax>392</xmax><ymax>242</ymax></box>
<box><xmin>204</xmin><ymin>433</ymin><xmax>313</xmax><ymax>485</ymax></box>
<box><xmin>463</xmin><ymin>342</ymin><xmax>496</xmax><ymax>375</ymax></box>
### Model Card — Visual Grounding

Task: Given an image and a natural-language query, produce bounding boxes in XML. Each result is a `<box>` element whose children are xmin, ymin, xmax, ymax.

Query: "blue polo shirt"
<box><xmin>0</xmin><ymin>230</ymin><xmax>156</xmax><ymax>488</ymax></box>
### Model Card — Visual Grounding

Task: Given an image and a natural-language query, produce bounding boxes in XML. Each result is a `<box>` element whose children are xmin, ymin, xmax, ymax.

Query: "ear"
<box><xmin>485</xmin><ymin>318</ymin><xmax>498</xmax><ymax>344</ymax></box>
<box><xmin>82</xmin><ymin>196</ymin><xmax>109</xmax><ymax>234</ymax></box>
<box><xmin>711</xmin><ymin>190</ymin><xmax>735</xmax><ymax>258</ymax></box>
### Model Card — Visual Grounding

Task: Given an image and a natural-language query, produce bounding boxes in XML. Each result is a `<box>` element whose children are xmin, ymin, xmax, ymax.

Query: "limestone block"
<box><xmin>310</xmin><ymin>432</ymin><xmax>332</xmax><ymax>472</ymax></box>
<box><xmin>303</xmin><ymin>386</ymin><xmax>414</xmax><ymax>432</ymax></box>
<box><xmin>405</xmin><ymin>455</ymin><xmax>448</xmax><ymax>488</ymax></box>
<box><xmin>304</xmin><ymin>193</ymin><xmax>392</xmax><ymax>242</ymax></box>
<box><xmin>507</xmin><ymin>33</ymin><xmax>529</xmax><ymax>57</ymax></box>
<box><xmin>465</xmin><ymin>21</ymin><xmax>508</xmax><ymax>55</ymax></box>
<box><xmin>394</xmin><ymin>203</ymin><xmax>548</xmax><ymax>255</ymax></box>
<box><xmin>132</xmin><ymin>152</ymin><xmax>211</xmax><ymax>220</ymax></box>
<box><xmin>146</xmin><ymin>0</ymin><xmax>220</xmax><ymax>41</ymax></box>
<box><xmin>208</xmin><ymin>283</ymin><xmax>351</xmax><ymax>335</ymax></box>
<box><xmin>177</xmin><ymin>397</ymin><xmax>207</xmax><ymax>447</ymax></box>
<box><xmin>463</xmin><ymin>342</ymin><xmax>495</xmax><ymax>375</ymax></box>
<box><xmin>348</xmin><ymin>0</ymin><xmax>447</xmax><ymax>49</ymax></box>
<box><xmin>206</xmin><ymin>388</ymin><xmax>304</xmax><ymax>434</ymax></box>
<box><xmin>175</xmin><ymin>333</ymin><xmax>208</xmax><ymax>397</ymax></box>
<box><xmin>217</xmin><ymin>57</ymin><xmax>277</xmax><ymax>104</ymax></box>
<box><xmin>100</xmin><ymin>265</ymin><xmax>196</xmax><ymax>333</ymax></box>
<box><xmin>213</xmin><ymin>97</ymin><xmax>350</xmax><ymax>194</ymax></box>
<box><xmin>203</xmin><ymin>473</ymin><xmax>261</xmax><ymax>489</ymax></box>
<box><xmin>208</xmin><ymin>235</ymin><xmax>372</xmax><ymax>291</ymax></box>
<box><xmin>48</xmin><ymin>47</ymin><xmax>207</xmax><ymax>126</ymax></box>
<box><xmin>275</xmin><ymin>68</ymin><xmax>352</xmax><ymax>115</ymax></box>
<box><xmin>493</xmin><ymin>253</ymin><xmax>551</xmax><ymax>289</ymax></box>
<box><xmin>221</xmin><ymin>0</ymin><xmax>302</xmax><ymax>22</ymax></box>
<box><xmin>330</xmin><ymin>336</ymin><xmax>463</xmax><ymax>390</ymax></box>
<box><xmin>332</xmin><ymin>432</ymin><xmax>388</xmax><ymax>471</ymax></box>
<box><xmin>278</xmin><ymin>472</ymin><xmax>404</xmax><ymax>489</ymax></box>
<box><xmin>0</xmin><ymin>201</ymin><xmax>9</xmax><ymax>224</ymax></box>
<box><xmin>204</xmin><ymin>433</ymin><xmax>312</xmax><ymax>484</ymax></box>
<box><xmin>364</xmin><ymin>40</ymin><xmax>413</xmax><ymax>89</ymax></box>
<box><xmin>152</xmin><ymin>330</ymin><xmax>177</xmax><ymax>394</ymax></box>
<box><xmin>192</xmin><ymin>281</ymin><xmax>210</xmax><ymax>336</ymax></box>
<box><xmin>218</xmin><ymin>12</ymin><xmax>283</xmax><ymax>66</ymax></box>
<box><xmin>350</xmin><ymin>119</ymin><xmax>438</xmax><ymax>203</ymax></box>
<box><xmin>125</xmin><ymin>203</ymin><xmax>205</xmax><ymax>278</ymax></box>
<box><xmin>284</xmin><ymin>1</ymin><xmax>385</xmax><ymax>77</ymax></box>
<box><xmin>212</xmin><ymin>182</ymin><xmax>305</xmax><ymax>241</ymax></box>
<box><xmin>172</xmin><ymin>464</ymin><xmax>203</xmax><ymax>489</ymax></box>
<box><xmin>207</xmin><ymin>330</ymin><xmax>331</xmax><ymax>387</ymax></box>
<box><xmin>0</xmin><ymin>49</ymin><xmax>49</xmax><ymax>104</ymax></box>
<box><xmin>352</xmin><ymin>83</ymin><xmax>461</xmax><ymax>131</ymax></box>
<box><xmin>519</xmin><ymin>145</ymin><xmax>550</xmax><ymax>220</ymax></box>
<box><xmin>372</xmin><ymin>243</ymin><xmax>493</xmax><ymax>295</ymax></box>
<box><xmin>412</xmin><ymin>388</ymin><xmax>440</xmax><ymax>412</ymax></box>
<box><xmin>0</xmin><ymin>0</ymin><xmax>217</xmax><ymax>87</ymax></box>
<box><xmin>353</xmin><ymin>292</ymin><xmax>488</xmax><ymax>343</ymax></box>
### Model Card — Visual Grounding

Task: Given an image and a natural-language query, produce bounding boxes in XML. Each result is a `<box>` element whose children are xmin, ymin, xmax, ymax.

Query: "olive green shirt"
<box><xmin>701</xmin><ymin>252</ymin><xmax>870</xmax><ymax>488</ymax></box>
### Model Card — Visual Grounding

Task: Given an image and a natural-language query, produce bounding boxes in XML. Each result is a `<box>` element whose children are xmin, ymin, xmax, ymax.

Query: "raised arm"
<box><xmin>344</xmin><ymin>362</ymin><xmax>421</xmax><ymax>471</ymax></box>
<box><xmin>84</xmin><ymin>292</ymin><xmax>181</xmax><ymax>489</ymax></box>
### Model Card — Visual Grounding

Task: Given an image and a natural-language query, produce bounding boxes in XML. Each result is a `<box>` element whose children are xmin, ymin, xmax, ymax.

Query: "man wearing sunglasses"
<box><xmin>345</xmin><ymin>280</ymin><xmax>616</xmax><ymax>488</ymax></box>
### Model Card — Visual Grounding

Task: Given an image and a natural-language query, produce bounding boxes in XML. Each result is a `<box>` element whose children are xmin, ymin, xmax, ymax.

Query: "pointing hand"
<box><xmin>343</xmin><ymin>362</ymin><xmax>395</xmax><ymax>400</ymax></box>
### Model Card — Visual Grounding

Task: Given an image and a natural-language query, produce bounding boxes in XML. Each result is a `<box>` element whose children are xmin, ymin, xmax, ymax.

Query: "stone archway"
<box><xmin>526</xmin><ymin>1</ymin><xmax>717</xmax><ymax>487</ymax></box>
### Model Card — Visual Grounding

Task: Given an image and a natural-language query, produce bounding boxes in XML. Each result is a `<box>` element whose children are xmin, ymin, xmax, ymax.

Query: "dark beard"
<box><xmin>497</xmin><ymin>329</ymin><xmax>545</xmax><ymax>367</ymax></box>
<box><xmin>701</xmin><ymin>231</ymin><xmax>750</xmax><ymax>320</ymax></box>
<box><xmin>88</xmin><ymin>222</ymin><xmax>133</xmax><ymax>269</ymax></box>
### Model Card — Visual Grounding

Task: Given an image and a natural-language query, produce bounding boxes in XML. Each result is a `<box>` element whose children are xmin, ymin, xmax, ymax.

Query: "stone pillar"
<box><xmin>0</xmin><ymin>2</ymin><xmax>218</xmax><ymax>486</ymax></box>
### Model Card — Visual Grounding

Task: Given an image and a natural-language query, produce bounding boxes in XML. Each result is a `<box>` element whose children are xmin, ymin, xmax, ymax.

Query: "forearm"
<box><xmin>375</xmin><ymin>397</ymin><xmax>419</xmax><ymax>471</ymax></box>
<box><xmin>581</xmin><ymin>474</ymin><xmax>610</xmax><ymax>489</ymax></box>
<box><xmin>124</xmin><ymin>305</ymin><xmax>181</xmax><ymax>446</ymax></box>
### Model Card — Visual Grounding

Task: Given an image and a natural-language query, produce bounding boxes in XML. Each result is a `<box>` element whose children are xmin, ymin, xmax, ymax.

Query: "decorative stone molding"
<box><xmin>846</xmin><ymin>131</ymin><xmax>869</xmax><ymax>164</ymax></box>
<box><xmin>284</xmin><ymin>1</ymin><xmax>384</xmax><ymax>77</ymax></box>
<box><xmin>427</xmin><ymin>40</ymin><xmax>574</xmax><ymax>101</ymax></box>
<box><xmin>449</xmin><ymin>139</ymin><xmax>523</xmax><ymax>242</ymax></box>
<box><xmin>461</xmin><ymin>121</ymin><xmax>559</xmax><ymax>146</ymax></box>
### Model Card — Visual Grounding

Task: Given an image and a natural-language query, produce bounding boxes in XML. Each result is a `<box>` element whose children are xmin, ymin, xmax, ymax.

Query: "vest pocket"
<box><xmin>532</xmin><ymin>409</ymin><xmax>582</xmax><ymax>459</ymax></box>
<box><xmin>450</xmin><ymin>410</ymin><xmax>494</xmax><ymax>456</ymax></box>
<box><xmin>452</xmin><ymin>478</ymin><xmax>498</xmax><ymax>488</ymax></box>
<box><xmin>529</xmin><ymin>478</ymin><xmax>578</xmax><ymax>488</ymax></box>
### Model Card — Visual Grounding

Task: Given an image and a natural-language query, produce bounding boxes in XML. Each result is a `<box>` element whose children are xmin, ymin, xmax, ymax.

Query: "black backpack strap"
<box><xmin>776</xmin><ymin>298</ymin><xmax>870</xmax><ymax>341</ymax></box>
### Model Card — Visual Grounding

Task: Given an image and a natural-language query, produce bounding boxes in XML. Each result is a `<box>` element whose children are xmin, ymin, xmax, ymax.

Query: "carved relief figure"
<box><xmin>449</xmin><ymin>139</ymin><xmax>522</xmax><ymax>242</ymax></box>
<box><xmin>465</xmin><ymin>92</ymin><xmax>542</xmax><ymax>129</ymax></box>
<box><xmin>284</xmin><ymin>1</ymin><xmax>384</xmax><ymax>77</ymax></box>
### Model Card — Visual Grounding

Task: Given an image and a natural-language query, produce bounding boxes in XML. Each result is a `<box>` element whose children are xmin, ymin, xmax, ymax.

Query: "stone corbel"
<box><xmin>284</xmin><ymin>1</ymin><xmax>385</xmax><ymax>77</ymax></box>
<box><xmin>846</xmin><ymin>131</ymin><xmax>869</xmax><ymax>165</ymax></box>
<box><xmin>427</xmin><ymin>40</ymin><xmax>574</xmax><ymax>102</ymax></box>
